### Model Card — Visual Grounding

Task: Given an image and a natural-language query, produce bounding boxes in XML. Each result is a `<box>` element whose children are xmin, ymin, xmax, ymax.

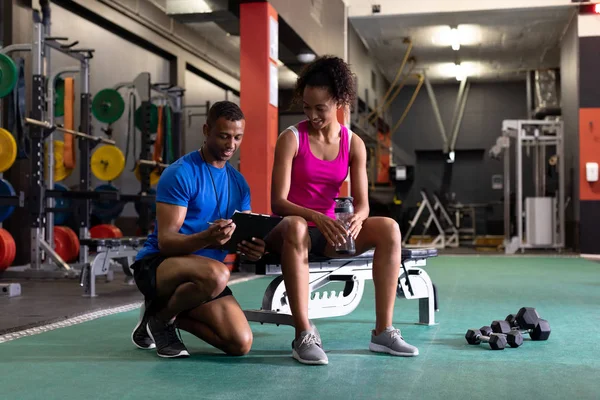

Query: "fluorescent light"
<box><xmin>450</xmin><ymin>28</ymin><xmax>460</xmax><ymax>51</ymax></box>
<box><xmin>432</xmin><ymin>25</ymin><xmax>480</xmax><ymax>49</ymax></box>
<box><xmin>297</xmin><ymin>53</ymin><xmax>316</xmax><ymax>63</ymax></box>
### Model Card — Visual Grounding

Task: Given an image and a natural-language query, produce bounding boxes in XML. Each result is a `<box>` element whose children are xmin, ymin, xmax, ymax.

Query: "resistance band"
<box><xmin>63</xmin><ymin>77</ymin><xmax>76</xmax><ymax>168</ymax></box>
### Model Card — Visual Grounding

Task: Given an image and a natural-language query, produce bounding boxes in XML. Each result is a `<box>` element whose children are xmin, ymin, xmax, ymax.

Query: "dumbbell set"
<box><xmin>465</xmin><ymin>307</ymin><xmax>551</xmax><ymax>350</ymax></box>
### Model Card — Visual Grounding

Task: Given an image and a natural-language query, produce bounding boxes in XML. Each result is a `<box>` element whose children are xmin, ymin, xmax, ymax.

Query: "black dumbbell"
<box><xmin>492</xmin><ymin>318</ymin><xmax>551</xmax><ymax>341</ymax></box>
<box><xmin>488</xmin><ymin>321</ymin><xmax>524</xmax><ymax>347</ymax></box>
<box><xmin>465</xmin><ymin>326</ymin><xmax>507</xmax><ymax>350</ymax></box>
<box><xmin>507</xmin><ymin>307</ymin><xmax>542</xmax><ymax>330</ymax></box>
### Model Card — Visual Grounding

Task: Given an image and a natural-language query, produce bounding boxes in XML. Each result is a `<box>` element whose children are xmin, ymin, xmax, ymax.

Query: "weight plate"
<box><xmin>0</xmin><ymin>228</ymin><xmax>16</xmax><ymax>271</ymax></box>
<box><xmin>53</xmin><ymin>227</ymin><xmax>70</xmax><ymax>262</ymax></box>
<box><xmin>134</xmin><ymin>103</ymin><xmax>158</xmax><ymax>133</ymax></box>
<box><xmin>53</xmin><ymin>183</ymin><xmax>72</xmax><ymax>225</ymax></box>
<box><xmin>134</xmin><ymin>164</ymin><xmax>161</xmax><ymax>186</ymax></box>
<box><xmin>90</xmin><ymin>224</ymin><xmax>123</xmax><ymax>239</ymax></box>
<box><xmin>91</xmin><ymin>145</ymin><xmax>126</xmax><ymax>181</ymax></box>
<box><xmin>92</xmin><ymin>184</ymin><xmax>125</xmax><ymax>222</ymax></box>
<box><xmin>92</xmin><ymin>89</ymin><xmax>125</xmax><ymax>124</ymax></box>
<box><xmin>44</xmin><ymin>140</ymin><xmax>74</xmax><ymax>182</ymax></box>
<box><xmin>54</xmin><ymin>77</ymin><xmax>65</xmax><ymax>117</ymax></box>
<box><xmin>0</xmin><ymin>128</ymin><xmax>17</xmax><ymax>173</ymax></box>
<box><xmin>54</xmin><ymin>226</ymin><xmax>80</xmax><ymax>263</ymax></box>
<box><xmin>0</xmin><ymin>53</ymin><xmax>18</xmax><ymax>98</ymax></box>
<box><xmin>135</xmin><ymin>188</ymin><xmax>157</xmax><ymax>218</ymax></box>
<box><xmin>0</xmin><ymin>178</ymin><xmax>16</xmax><ymax>223</ymax></box>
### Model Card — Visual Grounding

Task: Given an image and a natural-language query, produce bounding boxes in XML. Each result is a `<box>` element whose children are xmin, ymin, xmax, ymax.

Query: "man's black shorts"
<box><xmin>131</xmin><ymin>253</ymin><xmax>232</xmax><ymax>304</ymax></box>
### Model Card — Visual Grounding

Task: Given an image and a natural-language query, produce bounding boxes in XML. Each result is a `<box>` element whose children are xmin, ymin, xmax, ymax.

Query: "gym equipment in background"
<box><xmin>490</xmin><ymin>120</ymin><xmax>565</xmax><ymax>254</ymax></box>
<box><xmin>90</xmin><ymin>145</ymin><xmax>126</xmax><ymax>181</ymax></box>
<box><xmin>0</xmin><ymin>53</ymin><xmax>18</xmax><ymax>98</ymax></box>
<box><xmin>0</xmin><ymin>128</ymin><xmax>18</xmax><ymax>172</ymax></box>
<box><xmin>91</xmin><ymin>184</ymin><xmax>125</xmax><ymax>222</ymax></box>
<box><xmin>0</xmin><ymin>179</ymin><xmax>17</xmax><ymax>223</ymax></box>
<box><xmin>92</xmin><ymin>88</ymin><xmax>125</xmax><ymax>124</ymax></box>
<box><xmin>402</xmin><ymin>189</ymin><xmax>459</xmax><ymax>249</ymax></box>
<box><xmin>44</xmin><ymin>140</ymin><xmax>73</xmax><ymax>182</ymax></box>
<box><xmin>0</xmin><ymin>228</ymin><xmax>17</xmax><ymax>271</ymax></box>
<box><xmin>90</xmin><ymin>224</ymin><xmax>123</xmax><ymax>239</ymax></box>
<box><xmin>53</xmin><ymin>226</ymin><xmax>80</xmax><ymax>263</ymax></box>
<box><xmin>52</xmin><ymin>183</ymin><xmax>72</xmax><ymax>225</ymax></box>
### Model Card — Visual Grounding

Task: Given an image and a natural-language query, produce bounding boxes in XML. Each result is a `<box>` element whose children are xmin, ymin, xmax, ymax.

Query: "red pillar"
<box><xmin>240</xmin><ymin>2</ymin><xmax>278</xmax><ymax>214</ymax></box>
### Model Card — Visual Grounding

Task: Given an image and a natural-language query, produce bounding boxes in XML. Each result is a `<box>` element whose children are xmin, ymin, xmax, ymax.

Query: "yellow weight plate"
<box><xmin>0</xmin><ymin>128</ymin><xmax>17</xmax><ymax>173</ymax></box>
<box><xmin>44</xmin><ymin>140</ymin><xmax>73</xmax><ymax>182</ymax></box>
<box><xmin>135</xmin><ymin>163</ymin><xmax>161</xmax><ymax>186</ymax></box>
<box><xmin>91</xmin><ymin>145</ymin><xmax>126</xmax><ymax>181</ymax></box>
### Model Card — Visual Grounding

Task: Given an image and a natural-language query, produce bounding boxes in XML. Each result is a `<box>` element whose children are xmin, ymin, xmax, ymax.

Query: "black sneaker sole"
<box><xmin>146</xmin><ymin>323</ymin><xmax>190</xmax><ymax>358</ymax></box>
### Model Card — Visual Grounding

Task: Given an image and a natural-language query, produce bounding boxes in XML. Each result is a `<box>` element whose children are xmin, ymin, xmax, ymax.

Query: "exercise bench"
<box><xmin>243</xmin><ymin>248</ymin><xmax>439</xmax><ymax>327</ymax></box>
<box><xmin>78</xmin><ymin>237</ymin><xmax>146</xmax><ymax>297</ymax></box>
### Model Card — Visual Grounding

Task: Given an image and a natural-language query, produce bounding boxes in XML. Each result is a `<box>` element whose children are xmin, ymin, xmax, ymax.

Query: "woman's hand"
<box><xmin>346</xmin><ymin>214</ymin><xmax>366</xmax><ymax>240</ymax></box>
<box><xmin>312</xmin><ymin>212</ymin><xmax>349</xmax><ymax>247</ymax></box>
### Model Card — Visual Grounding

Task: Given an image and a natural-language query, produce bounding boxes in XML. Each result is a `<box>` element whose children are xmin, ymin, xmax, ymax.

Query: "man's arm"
<box><xmin>156</xmin><ymin>202</ymin><xmax>218</xmax><ymax>257</ymax></box>
<box><xmin>349</xmin><ymin>133</ymin><xmax>370</xmax><ymax>220</ymax></box>
<box><xmin>270</xmin><ymin>130</ymin><xmax>321</xmax><ymax>222</ymax></box>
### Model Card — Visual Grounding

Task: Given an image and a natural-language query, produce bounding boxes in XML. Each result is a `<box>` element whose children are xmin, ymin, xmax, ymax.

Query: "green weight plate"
<box><xmin>92</xmin><ymin>89</ymin><xmax>125</xmax><ymax>124</ymax></box>
<box><xmin>54</xmin><ymin>77</ymin><xmax>65</xmax><ymax>117</ymax></box>
<box><xmin>135</xmin><ymin>103</ymin><xmax>158</xmax><ymax>133</ymax></box>
<box><xmin>0</xmin><ymin>53</ymin><xmax>18</xmax><ymax>98</ymax></box>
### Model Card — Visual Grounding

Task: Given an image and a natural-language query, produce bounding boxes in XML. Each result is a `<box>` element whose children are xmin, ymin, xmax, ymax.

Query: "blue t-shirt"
<box><xmin>136</xmin><ymin>150</ymin><xmax>251</xmax><ymax>262</ymax></box>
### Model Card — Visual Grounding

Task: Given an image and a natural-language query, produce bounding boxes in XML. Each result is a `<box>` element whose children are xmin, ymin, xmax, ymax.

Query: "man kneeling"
<box><xmin>130</xmin><ymin>101</ymin><xmax>266</xmax><ymax>358</ymax></box>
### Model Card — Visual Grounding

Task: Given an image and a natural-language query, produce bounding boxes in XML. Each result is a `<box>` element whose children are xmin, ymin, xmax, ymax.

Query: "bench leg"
<box><xmin>397</xmin><ymin>267</ymin><xmax>438</xmax><ymax>325</ymax></box>
<box><xmin>245</xmin><ymin>271</ymin><xmax>367</xmax><ymax>326</ymax></box>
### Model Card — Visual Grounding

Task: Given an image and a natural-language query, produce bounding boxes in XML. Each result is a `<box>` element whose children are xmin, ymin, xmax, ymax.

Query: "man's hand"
<box><xmin>202</xmin><ymin>219</ymin><xmax>236</xmax><ymax>247</ymax></box>
<box><xmin>237</xmin><ymin>237</ymin><xmax>266</xmax><ymax>261</ymax></box>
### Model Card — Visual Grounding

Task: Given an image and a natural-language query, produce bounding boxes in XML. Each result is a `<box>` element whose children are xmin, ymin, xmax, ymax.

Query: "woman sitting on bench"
<box><xmin>265</xmin><ymin>55</ymin><xmax>419</xmax><ymax>365</ymax></box>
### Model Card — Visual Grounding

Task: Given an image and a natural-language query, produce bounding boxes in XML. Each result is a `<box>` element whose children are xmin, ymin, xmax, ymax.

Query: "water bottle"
<box><xmin>334</xmin><ymin>197</ymin><xmax>356</xmax><ymax>255</ymax></box>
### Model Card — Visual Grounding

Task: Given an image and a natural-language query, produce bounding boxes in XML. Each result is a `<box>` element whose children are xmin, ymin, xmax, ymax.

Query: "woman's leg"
<box><xmin>264</xmin><ymin>216</ymin><xmax>329</xmax><ymax>365</ymax></box>
<box><xmin>322</xmin><ymin>216</ymin><xmax>402</xmax><ymax>333</ymax></box>
<box><xmin>264</xmin><ymin>216</ymin><xmax>312</xmax><ymax>337</ymax></box>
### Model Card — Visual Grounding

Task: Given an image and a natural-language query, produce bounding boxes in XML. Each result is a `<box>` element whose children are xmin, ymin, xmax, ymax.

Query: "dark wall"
<box><xmin>560</xmin><ymin>15</ymin><xmax>579</xmax><ymax>248</ymax></box>
<box><xmin>388</xmin><ymin>81</ymin><xmax>528</xmax><ymax>233</ymax></box>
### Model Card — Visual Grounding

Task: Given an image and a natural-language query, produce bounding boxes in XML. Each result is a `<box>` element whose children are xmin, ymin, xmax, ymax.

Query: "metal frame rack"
<box><xmin>500</xmin><ymin>119</ymin><xmax>565</xmax><ymax>254</ymax></box>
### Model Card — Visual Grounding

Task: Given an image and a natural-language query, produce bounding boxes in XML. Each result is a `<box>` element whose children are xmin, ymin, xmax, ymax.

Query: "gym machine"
<box><xmin>489</xmin><ymin>120</ymin><xmax>565</xmax><ymax>254</ymax></box>
<box><xmin>402</xmin><ymin>189</ymin><xmax>459</xmax><ymax>249</ymax></box>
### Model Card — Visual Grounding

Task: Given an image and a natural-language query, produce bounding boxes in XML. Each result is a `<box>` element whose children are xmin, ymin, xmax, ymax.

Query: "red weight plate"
<box><xmin>53</xmin><ymin>227</ymin><xmax>71</xmax><ymax>262</ymax></box>
<box><xmin>56</xmin><ymin>226</ymin><xmax>80</xmax><ymax>262</ymax></box>
<box><xmin>0</xmin><ymin>228</ymin><xmax>16</xmax><ymax>271</ymax></box>
<box><xmin>91</xmin><ymin>224</ymin><xmax>123</xmax><ymax>238</ymax></box>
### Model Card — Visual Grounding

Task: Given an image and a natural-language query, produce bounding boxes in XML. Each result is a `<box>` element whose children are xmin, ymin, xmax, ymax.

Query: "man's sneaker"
<box><xmin>131</xmin><ymin>303</ymin><xmax>155</xmax><ymax>349</ymax></box>
<box><xmin>369</xmin><ymin>327</ymin><xmax>419</xmax><ymax>356</ymax></box>
<box><xmin>292</xmin><ymin>329</ymin><xmax>328</xmax><ymax>365</ymax></box>
<box><xmin>146</xmin><ymin>315</ymin><xmax>190</xmax><ymax>358</ymax></box>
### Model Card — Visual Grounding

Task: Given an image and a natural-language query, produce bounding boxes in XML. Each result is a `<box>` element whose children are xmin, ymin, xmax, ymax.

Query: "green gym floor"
<box><xmin>1</xmin><ymin>255</ymin><xmax>599</xmax><ymax>400</ymax></box>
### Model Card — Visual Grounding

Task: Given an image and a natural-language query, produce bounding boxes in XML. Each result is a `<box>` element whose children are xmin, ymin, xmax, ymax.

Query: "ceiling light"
<box><xmin>297</xmin><ymin>53</ymin><xmax>316</xmax><ymax>63</ymax></box>
<box><xmin>450</xmin><ymin>28</ymin><xmax>460</xmax><ymax>51</ymax></box>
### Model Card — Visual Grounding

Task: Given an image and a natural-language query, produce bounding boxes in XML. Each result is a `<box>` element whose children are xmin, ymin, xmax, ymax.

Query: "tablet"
<box><xmin>221</xmin><ymin>211</ymin><xmax>282</xmax><ymax>253</ymax></box>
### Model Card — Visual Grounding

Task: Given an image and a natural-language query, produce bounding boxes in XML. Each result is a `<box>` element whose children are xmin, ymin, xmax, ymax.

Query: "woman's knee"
<box><xmin>281</xmin><ymin>216</ymin><xmax>309</xmax><ymax>245</ymax></box>
<box><xmin>366</xmin><ymin>217</ymin><xmax>401</xmax><ymax>244</ymax></box>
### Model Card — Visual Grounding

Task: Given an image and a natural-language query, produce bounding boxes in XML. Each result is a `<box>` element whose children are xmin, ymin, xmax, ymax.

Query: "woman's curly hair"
<box><xmin>292</xmin><ymin>55</ymin><xmax>356</xmax><ymax>107</ymax></box>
